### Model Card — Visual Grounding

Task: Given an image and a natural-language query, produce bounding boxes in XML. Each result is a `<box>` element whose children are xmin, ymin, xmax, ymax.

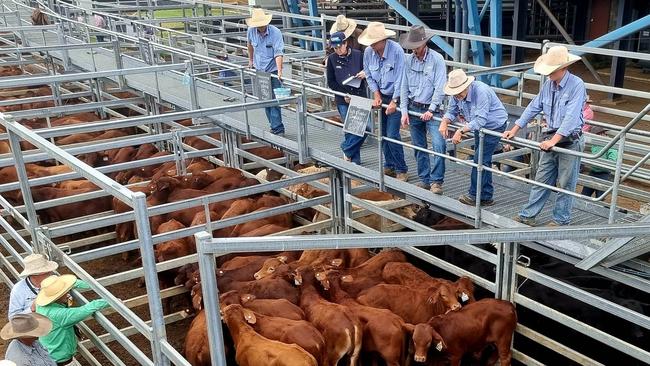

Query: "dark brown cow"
<box><xmin>28</xmin><ymin>187</ymin><xmax>111</xmax><ymax>224</ymax></box>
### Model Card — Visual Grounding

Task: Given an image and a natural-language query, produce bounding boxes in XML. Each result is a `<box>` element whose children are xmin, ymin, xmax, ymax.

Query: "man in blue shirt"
<box><xmin>504</xmin><ymin>46</ymin><xmax>585</xmax><ymax>226</ymax></box>
<box><xmin>2</xmin><ymin>313</ymin><xmax>56</xmax><ymax>366</ymax></box>
<box><xmin>399</xmin><ymin>25</ymin><xmax>447</xmax><ymax>193</ymax></box>
<box><xmin>359</xmin><ymin>22</ymin><xmax>408</xmax><ymax>181</ymax></box>
<box><xmin>8</xmin><ymin>254</ymin><xmax>58</xmax><ymax>319</ymax></box>
<box><xmin>246</xmin><ymin>8</ymin><xmax>285</xmax><ymax>136</ymax></box>
<box><xmin>440</xmin><ymin>69</ymin><xmax>509</xmax><ymax>206</ymax></box>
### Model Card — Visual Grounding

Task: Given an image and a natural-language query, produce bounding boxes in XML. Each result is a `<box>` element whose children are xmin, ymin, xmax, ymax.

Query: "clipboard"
<box><xmin>342</xmin><ymin>75</ymin><xmax>362</xmax><ymax>88</ymax></box>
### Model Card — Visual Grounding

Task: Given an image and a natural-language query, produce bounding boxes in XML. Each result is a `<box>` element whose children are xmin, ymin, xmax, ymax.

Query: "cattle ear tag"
<box><xmin>427</xmin><ymin>296</ymin><xmax>434</xmax><ymax>304</ymax></box>
<box><xmin>435</xmin><ymin>342</ymin><xmax>443</xmax><ymax>352</ymax></box>
<box><xmin>341</xmin><ymin>275</ymin><xmax>353</xmax><ymax>283</ymax></box>
<box><xmin>277</xmin><ymin>255</ymin><xmax>288</xmax><ymax>263</ymax></box>
<box><xmin>243</xmin><ymin>310</ymin><xmax>256</xmax><ymax>324</ymax></box>
<box><xmin>102</xmin><ymin>156</ymin><xmax>109</xmax><ymax>161</ymax></box>
<box><xmin>330</xmin><ymin>258</ymin><xmax>343</xmax><ymax>267</ymax></box>
<box><xmin>461</xmin><ymin>292</ymin><xmax>469</xmax><ymax>302</ymax></box>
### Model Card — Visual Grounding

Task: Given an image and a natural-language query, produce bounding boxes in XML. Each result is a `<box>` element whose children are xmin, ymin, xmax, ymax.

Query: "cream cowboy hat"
<box><xmin>444</xmin><ymin>69</ymin><xmax>475</xmax><ymax>96</ymax></box>
<box><xmin>358</xmin><ymin>22</ymin><xmax>396</xmax><ymax>46</ymax></box>
<box><xmin>19</xmin><ymin>253</ymin><xmax>58</xmax><ymax>277</ymax></box>
<box><xmin>0</xmin><ymin>313</ymin><xmax>52</xmax><ymax>340</ymax></box>
<box><xmin>534</xmin><ymin>45</ymin><xmax>581</xmax><ymax>76</ymax></box>
<box><xmin>400</xmin><ymin>25</ymin><xmax>435</xmax><ymax>50</ymax></box>
<box><xmin>35</xmin><ymin>274</ymin><xmax>77</xmax><ymax>307</ymax></box>
<box><xmin>329</xmin><ymin>15</ymin><xmax>357</xmax><ymax>39</ymax></box>
<box><xmin>0</xmin><ymin>361</ymin><xmax>16</xmax><ymax>366</ymax></box>
<box><xmin>245</xmin><ymin>8</ymin><xmax>272</xmax><ymax>27</ymax></box>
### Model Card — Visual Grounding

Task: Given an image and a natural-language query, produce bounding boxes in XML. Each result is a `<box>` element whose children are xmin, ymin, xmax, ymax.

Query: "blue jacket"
<box><xmin>326</xmin><ymin>48</ymin><xmax>366</xmax><ymax>105</ymax></box>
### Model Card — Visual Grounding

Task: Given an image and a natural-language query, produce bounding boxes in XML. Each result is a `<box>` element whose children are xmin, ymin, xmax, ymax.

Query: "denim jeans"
<box><xmin>468</xmin><ymin>123</ymin><xmax>506</xmax><ymax>201</ymax></box>
<box><xmin>338</xmin><ymin>103</ymin><xmax>369</xmax><ymax>164</ymax></box>
<box><xmin>380</xmin><ymin>95</ymin><xmax>407</xmax><ymax>173</ymax></box>
<box><xmin>408</xmin><ymin>106</ymin><xmax>446</xmax><ymax>185</ymax></box>
<box><xmin>520</xmin><ymin>135</ymin><xmax>585</xmax><ymax>225</ymax></box>
<box><xmin>266</xmin><ymin>74</ymin><xmax>284</xmax><ymax>135</ymax></box>
<box><xmin>581</xmin><ymin>170</ymin><xmax>611</xmax><ymax>198</ymax></box>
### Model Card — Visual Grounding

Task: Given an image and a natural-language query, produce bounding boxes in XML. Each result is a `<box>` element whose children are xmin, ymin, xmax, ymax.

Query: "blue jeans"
<box><xmin>520</xmin><ymin>136</ymin><xmax>585</xmax><ymax>225</ymax></box>
<box><xmin>581</xmin><ymin>170</ymin><xmax>611</xmax><ymax>198</ymax></box>
<box><xmin>468</xmin><ymin>123</ymin><xmax>506</xmax><ymax>201</ymax></box>
<box><xmin>408</xmin><ymin>107</ymin><xmax>446</xmax><ymax>185</ymax></box>
<box><xmin>266</xmin><ymin>74</ymin><xmax>284</xmax><ymax>135</ymax></box>
<box><xmin>339</xmin><ymin>103</ymin><xmax>369</xmax><ymax>164</ymax></box>
<box><xmin>380</xmin><ymin>96</ymin><xmax>407</xmax><ymax>173</ymax></box>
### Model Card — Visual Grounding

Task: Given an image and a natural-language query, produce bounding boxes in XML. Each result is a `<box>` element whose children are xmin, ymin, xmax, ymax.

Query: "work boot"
<box><xmin>430</xmin><ymin>183</ymin><xmax>443</xmax><ymax>195</ymax></box>
<box><xmin>416</xmin><ymin>182</ymin><xmax>431</xmax><ymax>190</ymax></box>
<box><xmin>513</xmin><ymin>215</ymin><xmax>536</xmax><ymax>226</ymax></box>
<box><xmin>395</xmin><ymin>172</ymin><xmax>409</xmax><ymax>182</ymax></box>
<box><xmin>383</xmin><ymin>168</ymin><xmax>396</xmax><ymax>177</ymax></box>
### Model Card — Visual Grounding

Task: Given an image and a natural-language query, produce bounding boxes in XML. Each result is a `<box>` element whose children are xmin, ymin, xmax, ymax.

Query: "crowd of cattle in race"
<box><xmin>0</xmin><ymin>63</ymin><xmax>648</xmax><ymax>366</ymax></box>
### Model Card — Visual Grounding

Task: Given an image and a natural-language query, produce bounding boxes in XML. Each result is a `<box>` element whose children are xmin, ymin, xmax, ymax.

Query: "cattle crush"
<box><xmin>0</xmin><ymin>0</ymin><xmax>649</xmax><ymax>365</ymax></box>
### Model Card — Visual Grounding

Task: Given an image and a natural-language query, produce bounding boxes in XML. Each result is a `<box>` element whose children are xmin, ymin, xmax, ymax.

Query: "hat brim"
<box><xmin>444</xmin><ymin>75</ymin><xmax>475</xmax><ymax>96</ymax></box>
<box><xmin>399</xmin><ymin>29</ymin><xmax>435</xmax><ymax>50</ymax></box>
<box><xmin>533</xmin><ymin>53</ymin><xmax>581</xmax><ymax>75</ymax></box>
<box><xmin>245</xmin><ymin>14</ymin><xmax>272</xmax><ymax>27</ymax></box>
<box><xmin>358</xmin><ymin>28</ymin><xmax>396</xmax><ymax>46</ymax></box>
<box><xmin>329</xmin><ymin>19</ymin><xmax>357</xmax><ymax>39</ymax></box>
<box><xmin>35</xmin><ymin>274</ymin><xmax>77</xmax><ymax>307</ymax></box>
<box><xmin>19</xmin><ymin>261</ymin><xmax>58</xmax><ymax>278</ymax></box>
<box><xmin>1</xmin><ymin>313</ymin><xmax>52</xmax><ymax>340</ymax></box>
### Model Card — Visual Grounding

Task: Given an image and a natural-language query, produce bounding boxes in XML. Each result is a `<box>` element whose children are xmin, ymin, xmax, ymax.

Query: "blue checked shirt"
<box><xmin>247</xmin><ymin>25</ymin><xmax>284</xmax><ymax>73</ymax></box>
<box><xmin>515</xmin><ymin>71</ymin><xmax>586</xmax><ymax>136</ymax></box>
<box><xmin>443</xmin><ymin>80</ymin><xmax>508</xmax><ymax>131</ymax></box>
<box><xmin>4</xmin><ymin>339</ymin><xmax>56</xmax><ymax>366</ymax></box>
<box><xmin>363</xmin><ymin>39</ymin><xmax>405</xmax><ymax>99</ymax></box>
<box><xmin>8</xmin><ymin>277</ymin><xmax>39</xmax><ymax>319</ymax></box>
<box><xmin>400</xmin><ymin>48</ymin><xmax>447</xmax><ymax>116</ymax></box>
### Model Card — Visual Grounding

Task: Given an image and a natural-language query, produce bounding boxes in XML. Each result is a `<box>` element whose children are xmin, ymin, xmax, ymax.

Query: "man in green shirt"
<box><xmin>581</xmin><ymin>126</ymin><xmax>617</xmax><ymax>197</ymax></box>
<box><xmin>35</xmin><ymin>275</ymin><xmax>109</xmax><ymax>366</ymax></box>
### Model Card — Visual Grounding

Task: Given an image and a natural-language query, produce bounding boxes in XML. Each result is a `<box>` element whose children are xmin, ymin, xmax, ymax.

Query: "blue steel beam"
<box><xmin>383</xmin><ymin>0</ymin><xmax>455</xmax><ymax>58</ymax></box>
<box><xmin>490</xmin><ymin>0</ymin><xmax>502</xmax><ymax>86</ymax></box>
<box><xmin>306</xmin><ymin>0</ymin><xmax>322</xmax><ymax>51</ymax></box>
<box><xmin>466</xmin><ymin>0</ymin><xmax>486</xmax><ymax>81</ymax></box>
<box><xmin>502</xmin><ymin>14</ymin><xmax>650</xmax><ymax>89</ymax></box>
<box><xmin>286</xmin><ymin>0</ymin><xmax>307</xmax><ymax>49</ymax></box>
<box><xmin>479</xmin><ymin>0</ymin><xmax>491</xmax><ymax>20</ymax></box>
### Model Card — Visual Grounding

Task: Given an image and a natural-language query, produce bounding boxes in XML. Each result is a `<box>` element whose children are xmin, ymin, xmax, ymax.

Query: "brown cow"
<box><xmin>184</xmin><ymin>310</ymin><xmax>212</xmax><ymax>366</ymax></box>
<box><xmin>222</xmin><ymin>304</ymin><xmax>318</xmax><ymax>366</ymax></box>
<box><xmin>410</xmin><ymin>298</ymin><xmax>517</xmax><ymax>366</ymax></box>
<box><xmin>356</xmin><ymin>282</ymin><xmax>462</xmax><ymax>324</ymax></box>
<box><xmin>28</xmin><ymin>187</ymin><xmax>111</xmax><ymax>224</ymax></box>
<box><xmin>219</xmin><ymin>290</ymin><xmax>304</xmax><ymax>320</ymax></box>
<box><xmin>239</xmin><ymin>224</ymin><xmax>290</xmax><ymax>237</ymax></box>
<box><xmin>382</xmin><ymin>262</ymin><xmax>475</xmax><ymax>304</ymax></box>
<box><xmin>335</xmin><ymin>249</ymin><xmax>407</xmax><ymax>297</ymax></box>
<box><xmin>218</xmin><ymin>275</ymin><xmax>300</xmax><ymax>305</ymax></box>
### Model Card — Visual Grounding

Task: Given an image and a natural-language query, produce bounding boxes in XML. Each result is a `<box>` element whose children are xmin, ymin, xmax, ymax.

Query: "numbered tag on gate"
<box><xmin>343</xmin><ymin>96</ymin><xmax>374</xmax><ymax>137</ymax></box>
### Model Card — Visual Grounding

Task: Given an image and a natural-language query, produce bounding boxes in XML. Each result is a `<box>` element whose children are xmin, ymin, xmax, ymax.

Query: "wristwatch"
<box><xmin>391</xmin><ymin>98</ymin><xmax>399</xmax><ymax>104</ymax></box>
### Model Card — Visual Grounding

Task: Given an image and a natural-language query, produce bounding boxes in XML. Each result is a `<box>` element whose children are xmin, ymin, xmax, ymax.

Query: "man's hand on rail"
<box><xmin>503</xmin><ymin>126</ymin><xmax>519</xmax><ymax>140</ymax></box>
<box><xmin>452</xmin><ymin>129</ymin><xmax>464</xmax><ymax>145</ymax></box>
<box><xmin>372</xmin><ymin>92</ymin><xmax>382</xmax><ymax>108</ymax></box>
<box><xmin>344</xmin><ymin>96</ymin><xmax>351</xmax><ymax>104</ymax></box>
<box><xmin>439</xmin><ymin>118</ymin><xmax>451</xmax><ymax>139</ymax></box>
<box><xmin>401</xmin><ymin>114</ymin><xmax>409</xmax><ymax>128</ymax></box>
<box><xmin>539</xmin><ymin>140</ymin><xmax>556</xmax><ymax>151</ymax></box>
<box><xmin>421</xmin><ymin>110</ymin><xmax>433</xmax><ymax>121</ymax></box>
<box><xmin>386</xmin><ymin>100</ymin><xmax>398</xmax><ymax>115</ymax></box>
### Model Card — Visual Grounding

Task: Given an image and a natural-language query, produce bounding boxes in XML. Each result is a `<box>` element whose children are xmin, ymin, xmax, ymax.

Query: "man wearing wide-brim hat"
<box><xmin>245</xmin><ymin>8</ymin><xmax>286</xmax><ymax>136</ymax></box>
<box><xmin>8</xmin><ymin>254</ymin><xmax>59</xmax><ymax>319</ymax></box>
<box><xmin>439</xmin><ymin>69</ymin><xmax>509</xmax><ymax>206</ymax></box>
<box><xmin>2</xmin><ymin>313</ymin><xmax>56</xmax><ymax>365</ymax></box>
<box><xmin>35</xmin><ymin>275</ymin><xmax>109</xmax><ymax>366</ymax></box>
<box><xmin>399</xmin><ymin>25</ymin><xmax>448</xmax><ymax>194</ymax></box>
<box><xmin>359</xmin><ymin>22</ymin><xmax>409</xmax><ymax>181</ymax></box>
<box><xmin>504</xmin><ymin>45</ymin><xmax>586</xmax><ymax>226</ymax></box>
<box><xmin>329</xmin><ymin>15</ymin><xmax>363</xmax><ymax>52</ymax></box>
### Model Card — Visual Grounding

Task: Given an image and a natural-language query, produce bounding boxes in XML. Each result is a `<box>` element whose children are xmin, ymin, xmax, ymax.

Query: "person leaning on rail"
<box><xmin>245</xmin><ymin>8</ymin><xmax>286</xmax><ymax>136</ymax></box>
<box><xmin>359</xmin><ymin>22</ymin><xmax>409</xmax><ymax>182</ymax></box>
<box><xmin>503</xmin><ymin>45</ymin><xmax>586</xmax><ymax>226</ymax></box>
<box><xmin>399</xmin><ymin>25</ymin><xmax>448</xmax><ymax>194</ymax></box>
<box><xmin>439</xmin><ymin>69</ymin><xmax>509</xmax><ymax>206</ymax></box>
<box><xmin>8</xmin><ymin>254</ymin><xmax>59</xmax><ymax>319</ymax></box>
<box><xmin>1</xmin><ymin>313</ymin><xmax>56</xmax><ymax>365</ymax></box>
<box><xmin>35</xmin><ymin>275</ymin><xmax>110</xmax><ymax>366</ymax></box>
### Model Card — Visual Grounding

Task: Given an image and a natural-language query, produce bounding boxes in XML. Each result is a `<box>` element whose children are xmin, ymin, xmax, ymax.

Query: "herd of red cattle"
<box><xmin>0</xmin><ymin>65</ymin><xmax>518</xmax><ymax>365</ymax></box>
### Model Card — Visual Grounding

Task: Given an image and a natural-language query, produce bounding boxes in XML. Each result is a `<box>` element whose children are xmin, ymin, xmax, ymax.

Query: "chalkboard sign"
<box><xmin>255</xmin><ymin>71</ymin><xmax>273</xmax><ymax>100</ymax></box>
<box><xmin>343</xmin><ymin>96</ymin><xmax>374</xmax><ymax>137</ymax></box>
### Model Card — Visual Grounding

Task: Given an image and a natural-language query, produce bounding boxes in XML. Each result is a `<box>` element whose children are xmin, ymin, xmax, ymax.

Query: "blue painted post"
<box><xmin>490</xmin><ymin>0</ymin><xmax>502</xmax><ymax>87</ymax></box>
<box><xmin>465</xmin><ymin>0</ymin><xmax>486</xmax><ymax>81</ymax></box>
<box><xmin>307</xmin><ymin>0</ymin><xmax>322</xmax><ymax>51</ymax></box>
<box><xmin>286</xmin><ymin>0</ymin><xmax>306</xmax><ymax>50</ymax></box>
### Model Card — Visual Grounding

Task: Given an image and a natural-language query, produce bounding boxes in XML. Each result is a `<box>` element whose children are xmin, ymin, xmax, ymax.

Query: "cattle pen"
<box><xmin>0</xmin><ymin>0</ymin><xmax>648</xmax><ymax>365</ymax></box>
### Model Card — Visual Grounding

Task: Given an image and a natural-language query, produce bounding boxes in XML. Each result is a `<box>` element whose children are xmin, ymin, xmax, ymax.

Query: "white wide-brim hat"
<box><xmin>329</xmin><ymin>15</ymin><xmax>357</xmax><ymax>39</ymax></box>
<box><xmin>534</xmin><ymin>45</ymin><xmax>581</xmax><ymax>76</ymax></box>
<box><xmin>35</xmin><ymin>274</ymin><xmax>77</xmax><ymax>307</ymax></box>
<box><xmin>245</xmin><ymin>8</ymin><xmax>272</xmax><ymax>27</ymax></box>
<box><xmin>358</xmin><ymin>22</ymin><xmax>396</xmax><ymax>46</ymax></box>
<box><xmin>444</xmin><ymin>69</ymin><xmax>475</xmax><ymax>96</ymax></box>
<box><xmin>19</xmin><ymin>253</ymin><xmax>58</xmax><ymax>277</ymax></box>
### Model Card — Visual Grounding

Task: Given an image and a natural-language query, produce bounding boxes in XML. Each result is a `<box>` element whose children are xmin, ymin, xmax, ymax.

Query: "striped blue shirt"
<box><xmin>443</xmin><ymin>80</ymin><xmax>508</xmax><ymax>131</ymax></box>
<box><xmin>400</xmin><ymin>48</ymin><xmax>447</xmax><ymax>116</ymax></box>
<box><xmin>515</xmin><ymin>71</ymin><xmax>586</xmax><ymax>137</ymax></box>
<box><xmin>247</xmin><ymin>25</ymin><xmax>284</xmax><ymax>73</ymax></box>
<box><xmin>363</xmin><ymin>39</ymin><xmax>405</xmax><ymax>99</ymax></box>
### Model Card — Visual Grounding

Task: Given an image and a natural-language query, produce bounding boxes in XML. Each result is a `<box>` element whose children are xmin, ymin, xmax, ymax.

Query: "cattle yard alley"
<box><xmin>0</xmin><ymin>0</ymin><xmax>649</xmax><ymax>366</ymax></box>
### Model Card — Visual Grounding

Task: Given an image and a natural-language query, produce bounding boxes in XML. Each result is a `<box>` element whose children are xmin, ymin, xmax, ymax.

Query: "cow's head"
<box><xmin>454</xmin><ymin>276</ymin><xmax>475</xmax><ymax>304</ymax></box>
<box><xmin>428</xmin><ymin>283</ymin><xmax>462</xmax><ymax>313</ymax></box>
<box><xmin>314</xmin><ymin>270</ymin><xmax>330</xmax><ymax>290</ymax></box>
<box><xmin>254</xmin><ymin>256</ymin><xmax>287</xmax><ymax>280</ymax></box>
<box><xmin>405</xmin><ymin>323</ymin><xmax>446</xmax><ymax>363</ymax></box>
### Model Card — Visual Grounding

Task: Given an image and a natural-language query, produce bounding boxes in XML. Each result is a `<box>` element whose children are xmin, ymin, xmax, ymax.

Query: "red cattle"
<box><xmin>28</xmin><ymin>187</ymin><xmax>111</xmax><ymax>224</ymax></box>
<box><xmin>184</xmin><ymin>310</ymin><xmax>212</xmax><ymax>366</ymax></box>
<box><xmin>219</xmin><ymin>290</ymin><xmax>304</xmax><ymax>320</ymax></box>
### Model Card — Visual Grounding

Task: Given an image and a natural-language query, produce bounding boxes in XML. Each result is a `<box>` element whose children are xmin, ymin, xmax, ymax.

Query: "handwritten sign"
<box><xmin>255</xmin><ymin>71</ymin><xmax>273</xmax><ymax>100</ymax></box>
<box><xmin>343</xmin><ymin>96</ymin><xmax>373</xmax><ymax>137</ymax></box>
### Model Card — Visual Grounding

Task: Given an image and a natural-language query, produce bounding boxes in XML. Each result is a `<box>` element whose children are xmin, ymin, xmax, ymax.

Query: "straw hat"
<box><xmin>245</xmin><ymin>8</ymin><xmax>272</xmax><ymax>27</ymax></box>
<box><xmin>329</xmin><ymin>15</ymin><xmax>357</xmax><ymax>39</ymax></box>
<box><xmin>533</xmin><ymin>45</ymin><xmax>581</xmax><ymax>76</ymax></box>
<box><xmin>0</xmin><ymin>361</ymin><xmax>16</xmax><ymax>366</ymax></box>
<box><xmin>358</xmin><ymin>22</ymin><xmax>396</xmax><ymax>46</ymax></box>
<box><xmin>1</xmin><ymin>313</ymin><xmax>52</xmax><ymax>340</ymax></box>
<box><xmin>444</xmin><ymin>69</ymin><xmax>475</xmax><ymax>96</ymax></box>
<box><xmin>400</xmin><ymin>25</ymin><xmax>435</xmax><ymax>50</ymax></box>
<box><xmin>19</xmin><ymin>253</ymin><xmax>58</xmax><ymax>277</ymax></box>
<box><xmin>35</xmin><ymin>274</ymin><xmax>77</xmax><ymax>307</ymax></box>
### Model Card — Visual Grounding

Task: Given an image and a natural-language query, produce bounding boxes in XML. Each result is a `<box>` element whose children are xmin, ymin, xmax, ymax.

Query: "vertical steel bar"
<box><xmin>377</xmin><ymin>110</ymin><xmax>385</xmax><ymax>192</ymax></box>
<box><xmin>608</xmin><ymin>134</ymin><xmax>626</xmax><ymax>223</ymax></box>
<box><xmin>239</xmin><ymin>66</ymin><xmax>251</xmax><ymax>140</ymax></box>
<box><xmin>297</xmin><ymin>90</ymin><xmax>308</xmax><ymax>164</ymax></box>
<box><xmin>342</xmin><ymin>174</ymin><xmax>353</xmax><ymax>234</ymax></box>
<box><xmin>132</xmin><ymin>193</ymin><xmax>170</xmax><ymax>366</ymax></box>
<box><xmin>474</xmin><ymin>130</ymin><xmax>485</xmax><ymax>228</ymax></box>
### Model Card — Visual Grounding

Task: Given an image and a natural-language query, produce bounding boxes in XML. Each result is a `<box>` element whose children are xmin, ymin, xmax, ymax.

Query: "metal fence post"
<box><xmin>608</xmin><ymin>134</ymin><xmax>626</xmax><ymax>224</ymax></box>
<box><xmin>296</xmin><ymin>90</ymin><xmax>309</xmax><ymax>164</ymax></box>
<box><xmin>474</xmin><ymin>130</ymin><xmax>485</xmax><ymax>228</ymax></box>
<box><xmin>195</xmin><ymin>231</ymin><xmax>228</xmax><ymax>366</ymax></box>
<box><xmin>329</xmin><ymin>169</ymin><xmax>345</xmax><ymax>234</ymax></box>
<box><xmin>112</xmin><ymin>39</ymin><xmax>126</xmax><ymax>89</ymax></box>
<box><xmin>239</xmin><ymin>66</ymin><xmax>251</xmax><ymax>140</ymax></box>
<box><xmin>377</xmin><ymin>109</ymin><xmax>385</xmax><ymax>192</ymax></box>
<box><xmin>132</xmin><ymin>193</ymin><xmax>170</xmax><ymax>366</ymax></box>
<box><xmin>185</xmin><ymin>59</ymin><xmax>199</xmax><ymax>113</ymax></box>
<box><xmin>341</xmin><ymin>174</ymin><xmax>353</xmax><ymax>234</ymax></box>
<box><xmin>57</xmin><ymin>23</ymin><xmax>70</xmax><ymax>71</ymax></box>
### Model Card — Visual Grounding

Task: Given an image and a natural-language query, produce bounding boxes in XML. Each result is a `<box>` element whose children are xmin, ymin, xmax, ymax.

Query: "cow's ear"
<box><xmin>330</xmin><ymin>258</ymin><xmax>343</xmax><ymax>267</ymax></box>
<box><xmin>240</xmin><ymin>294</ymin><xmax>255</xmax><ymax>303</ymax></box>
<box><xmin>243</xmin><ymin>309</ymin><xmax>256</xmax><ymax>324</ymax></box>
<box><xmin>402</xmin><ymin>323</ymin><xmax>415</xmax><ymax>335</ymax></box>
<box><xmin>341</xmin><ymin>275</ymin><xmax>354</xmax><ymax>283</ymax></box>
<box><xmin>277</xmin><ymin>255</ymin><xmax>288</xmax><ymax>263</ymax></box>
